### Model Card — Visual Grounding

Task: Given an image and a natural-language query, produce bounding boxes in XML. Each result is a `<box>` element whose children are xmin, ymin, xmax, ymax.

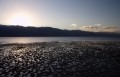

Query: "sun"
<box><xmin>10</xmin><ymin>13</ymin><xmax>32</xmax><ymax>26</ymax></box>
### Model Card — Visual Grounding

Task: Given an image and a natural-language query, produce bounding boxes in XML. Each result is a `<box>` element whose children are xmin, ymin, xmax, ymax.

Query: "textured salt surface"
<box><xmin>0</xmin><ymin>41</ymin><xmax>120</xmax><ymax>77</ymax></box>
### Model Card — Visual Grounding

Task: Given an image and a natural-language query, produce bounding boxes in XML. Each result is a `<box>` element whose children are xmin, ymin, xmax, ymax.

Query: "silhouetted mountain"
<box><xmin>0</xmin><ymin>24</ymin><xmax>120</xmax><ymax>37</ymax></box>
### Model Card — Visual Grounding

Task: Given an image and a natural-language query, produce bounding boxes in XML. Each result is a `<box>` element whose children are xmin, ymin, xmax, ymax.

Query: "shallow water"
<box><xmin>0</xmin><ymin>37</ymin><xmax>120</xmax><ymax>44</ymax></box>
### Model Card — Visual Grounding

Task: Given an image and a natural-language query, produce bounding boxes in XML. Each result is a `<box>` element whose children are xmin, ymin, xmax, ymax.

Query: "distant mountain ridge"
<box><xmin>0</xmin><ymin>24</ymin><xmax>120</xmax><ymax>37</ymax></box>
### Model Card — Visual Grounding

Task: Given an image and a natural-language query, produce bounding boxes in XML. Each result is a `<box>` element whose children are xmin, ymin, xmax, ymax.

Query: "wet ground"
<box><xmin>0</xmin><ymin>41</ymin><xmax>120</xmax><ymax>77</ymax></box>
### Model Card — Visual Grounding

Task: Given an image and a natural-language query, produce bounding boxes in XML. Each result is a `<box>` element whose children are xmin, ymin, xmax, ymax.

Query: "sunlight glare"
<box><xmin>10</xmin><ymin>13</ymin><xmax>32</xmax><ymax>26</ymax></box>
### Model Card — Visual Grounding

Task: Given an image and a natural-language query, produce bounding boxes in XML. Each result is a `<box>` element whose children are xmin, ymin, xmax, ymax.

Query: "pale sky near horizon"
<box><xmin>0</xmin><ymin>0</ymin><xmax>120</xmax><ymax>32</ymax></box>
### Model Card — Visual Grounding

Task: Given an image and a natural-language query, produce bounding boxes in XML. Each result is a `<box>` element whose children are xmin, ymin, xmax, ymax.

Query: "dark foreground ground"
<box><xmin>0</xmin><ymin>41</ymin><xmax>120</xmax><ymax>77</ymax></box>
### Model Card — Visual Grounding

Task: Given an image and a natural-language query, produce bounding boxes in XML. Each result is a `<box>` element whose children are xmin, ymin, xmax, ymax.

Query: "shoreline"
<box><xmin>0</xmin><ymin>40</ymin><xmax>120</xmax><ymax>44</ymax></box>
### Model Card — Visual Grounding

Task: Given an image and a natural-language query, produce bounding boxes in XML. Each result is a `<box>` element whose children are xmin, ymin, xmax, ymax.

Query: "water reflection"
<box><xmin>0</xmin><ymin>37</ymin><xmax>37</xmax><ymax>44</ymax></box>
<box><xmin>14</xmin><ymin>37</ymin><xmax>31</xmax><ymax>43</ymax></box>
<box><xmin>0</xmin><ymin>37</ymin><xmax>119</xmax><ymax>44</ymax></box>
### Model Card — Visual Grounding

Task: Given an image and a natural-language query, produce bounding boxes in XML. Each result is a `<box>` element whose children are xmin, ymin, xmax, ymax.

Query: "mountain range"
<box><xmin>0</xmin><ymin>24</ymin><xmax>120</xmax><ymax>37</ymax></box>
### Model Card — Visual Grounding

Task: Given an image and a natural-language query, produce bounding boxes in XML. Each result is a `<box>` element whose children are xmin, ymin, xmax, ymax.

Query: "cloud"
<box><xmin>104</xmin><ymin>26</ymin><xmax>116</xmax><ymax>29</ymax></box>
<box><xmin>81</xmin><ymin>25</ymin><xmax>120</xmax><ymax>33</ymax></box>
<box><xmin>103</xmin><ymin>26</ymin><xmax>119</xmax><ymax>32</ymax></box>
<box><xmin>95</xmin><ymin>24</ymin><xmax>101</xmax><ymax>26</ymax></box>
<box><xmin>71</xmin><ymin>24</ymin><xmax>77</xmax><ymax>27</ymax></box>
<box><xmin>82</xmin><ymin>25</ymin><xmax>98</xmax><ymax>29</ymax></box>
<box><xmin>69</xmin><ymin>23</ymin><xmax>120</xmax><ymax>33</ymax></box>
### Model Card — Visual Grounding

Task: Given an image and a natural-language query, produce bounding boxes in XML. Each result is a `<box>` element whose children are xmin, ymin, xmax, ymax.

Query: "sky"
<box><xmin>0</xmin><ymin>0</ymin><xmax>120</xmax><ymax>32</ymax></box>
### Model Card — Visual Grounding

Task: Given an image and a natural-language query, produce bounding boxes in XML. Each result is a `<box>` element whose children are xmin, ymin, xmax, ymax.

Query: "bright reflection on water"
<box><xmin>0</xmin><ymin>37</ymin><xmax>119</xmax><ymax>44</ymax></box>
